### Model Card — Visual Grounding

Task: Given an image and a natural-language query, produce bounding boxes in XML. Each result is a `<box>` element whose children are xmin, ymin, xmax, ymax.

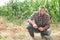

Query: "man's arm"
<box><xmin>43</xmin><ymin>25</ymin><xmax>50</xmax><ymax>30</ymax></box>
<box><xmin>43</xmin><ymin>15</ymin><xmax>50</xmax><ymax>30</ymax></box>
<box><xmin>28</xmin><ymin>19</ymin><xmax>35</xmax><ymax>25</ymax></box>
<box><xmin>28</xmin><ymin>12</ymin><xmax>38</xmax><ymax>28</ymax></box>
<box><xmin>28</xmin><ymin>12</ymin><xmax>36</xmax><ymax>25</ymax></box>
<box><xmin>28</xmin><ymin>19</ymin><xmax>38</xmax><ymax>29</ymax></box>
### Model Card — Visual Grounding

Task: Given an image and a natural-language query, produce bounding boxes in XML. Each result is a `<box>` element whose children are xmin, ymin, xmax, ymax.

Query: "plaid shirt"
<box><xmin>29</xmin><ymin>11</ymin><xmax>50</xmax><ymax>28</ymax></box>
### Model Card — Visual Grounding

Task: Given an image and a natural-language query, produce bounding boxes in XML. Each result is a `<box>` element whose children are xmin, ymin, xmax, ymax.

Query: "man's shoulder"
<box><xmin>33</xmin><ymin>11</ymin><xmax>39</xmax><ymax>14</ymax></box>
<box><xmin>33</xmin><ymin>11</ymin><xmax>39</xmax><ymax>15</ymax></box>
<box><xmin>45</xmin><ymin>13</ymin><xmax>49</xmax><ymax>17</ymax></box>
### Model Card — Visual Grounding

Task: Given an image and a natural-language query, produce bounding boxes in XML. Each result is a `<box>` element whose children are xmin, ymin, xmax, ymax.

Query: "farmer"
<box><xmin>27</xmin><ymin>6</ymin><xmax>51</xmax><ymax>40</ymax></box>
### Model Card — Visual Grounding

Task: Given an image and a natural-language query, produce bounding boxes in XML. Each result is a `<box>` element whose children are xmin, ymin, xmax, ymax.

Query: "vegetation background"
<box><xmin>0</xmin><ymin>0</ymin><xmax>60</xmax><ymax>25</ymax></box>
<box><xmin>0</xmin><ymin>0</ymin><xmax>60</xmax><ymax>40</ymax></box>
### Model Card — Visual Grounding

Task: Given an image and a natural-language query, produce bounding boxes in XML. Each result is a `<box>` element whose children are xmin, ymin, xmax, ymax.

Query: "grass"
<box><xmin>0</xmin><ymin>0</ymin><xmax>60</xmax><ymax>25</ymax></box>
<box><xmin>0</xmin><ymin>35</ymin><xmax>6</xmax><ymax>40</ymax></box>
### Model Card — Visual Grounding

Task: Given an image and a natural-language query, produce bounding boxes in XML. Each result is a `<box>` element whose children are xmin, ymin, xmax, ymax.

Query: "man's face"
<box><xmin>39</xmin><ymin>8</ymin><xmax>45</xmax><ymax>15</ymax></box>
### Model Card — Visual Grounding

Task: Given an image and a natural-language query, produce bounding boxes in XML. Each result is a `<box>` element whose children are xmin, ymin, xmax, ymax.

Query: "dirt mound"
<box><xmin>0</xmin><ymin>17</ymin><xmax>60</xmax><ymax>40</ymax></box>
<box><xmin>0</xmin><ymin>18</ymin><xmax>29</xmax><ymax>40</ymax></box>
<box><xmin>0</xmin><ymin>18</ymin><xmax>7</xmax><ymax>30</ymax></box>
<box><xmin>0</xmin><ymin>17</ymin><xmax>27</xmax><ymax>32</ymax></box>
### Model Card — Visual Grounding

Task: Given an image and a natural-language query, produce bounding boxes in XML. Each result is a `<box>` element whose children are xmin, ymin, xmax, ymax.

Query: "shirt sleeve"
<box><xmin>46</xmin><ymin>15</ymin><xmax>50</xmax><ymax>27</ymax></box>
<box><xmin>29</xmin><ymin>12</ymin><xmax>36</xmax><ymax>20</ymax></box>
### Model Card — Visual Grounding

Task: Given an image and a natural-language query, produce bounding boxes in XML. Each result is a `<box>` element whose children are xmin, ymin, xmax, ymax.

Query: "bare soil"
<box><xmin>0</xmin><ymin>18</ymin><xmax>60</xmax><ymax>40</ymax></box>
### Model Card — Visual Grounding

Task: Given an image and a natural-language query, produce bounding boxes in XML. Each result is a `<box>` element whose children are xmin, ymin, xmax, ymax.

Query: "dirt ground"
<box><xmin>0</xmin><ymin>18</ymin><xmax>60</xmax><ymax>40</ymax></box>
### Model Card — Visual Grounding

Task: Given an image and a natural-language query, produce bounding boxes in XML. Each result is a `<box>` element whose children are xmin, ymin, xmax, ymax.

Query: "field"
<box><xmin>0</xmin><ymin>0</ymin><xmax>60</xmax><ymax>40</ymax></box>
<box><xmin>0</xmin><ymin>17</ymin><xmax>60</xmax><ymax>40</ymax></box>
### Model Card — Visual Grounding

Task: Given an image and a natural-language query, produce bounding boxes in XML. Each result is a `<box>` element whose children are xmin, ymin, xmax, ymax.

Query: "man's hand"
<box><xmin>38</xmin><ymin>27</ymin><xmax>44</xmax><ymax>31</ymax></box>
<box><xmin>28</xmin><ymin>19</ymin><xmax>38</xmax><ymax>29</ymax></box>
<box><xmin>33</xmin><ymin>24</ymin><xmax>38</xmax><ymax>29</ymax></box>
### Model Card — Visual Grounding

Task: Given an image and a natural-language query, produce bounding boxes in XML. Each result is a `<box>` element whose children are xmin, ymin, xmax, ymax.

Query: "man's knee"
<box><xmin>26</xmin><ymin>23</ymin><xmax>34</xmax><ymax>30</ymax></box>
<box><xmin>46</xmin><ymin>29</ymin><xmax>51</xmax><ymax>35</ymax></box>
<box><xmin>27</xmin><ymin>24</ymin><xmax>32</xmax><ymax>30</ymax></box>
<box><xmin>41</xmin><ymin>29</ymin><xmax>51</xmax><ymax>36</ymax></box>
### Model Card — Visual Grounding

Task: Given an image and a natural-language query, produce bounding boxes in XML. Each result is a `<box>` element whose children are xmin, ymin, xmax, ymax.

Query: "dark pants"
<box><xmin>27</xmin><ymin>24</ymin><xmax>51</xmax><ymax>38</ymax></box>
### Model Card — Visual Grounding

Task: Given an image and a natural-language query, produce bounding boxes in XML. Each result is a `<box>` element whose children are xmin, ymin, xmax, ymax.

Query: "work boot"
<box><xmin>42</xmin><ymin>35</ymin><xmax>50</xmax><ymax>40</ymax></box>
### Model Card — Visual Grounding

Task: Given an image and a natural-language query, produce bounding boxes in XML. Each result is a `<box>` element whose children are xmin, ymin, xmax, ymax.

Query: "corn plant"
<box><xmin>0</xmin><ymin>0</ymin><xmax>60</xmax><ymax>25</ymax></box>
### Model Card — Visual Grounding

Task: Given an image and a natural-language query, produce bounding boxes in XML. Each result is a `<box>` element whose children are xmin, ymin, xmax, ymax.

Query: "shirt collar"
<box><xmin>38</xmin><ymin>11</ymin><xmax>46</xmax><ymax>17</ymax></box>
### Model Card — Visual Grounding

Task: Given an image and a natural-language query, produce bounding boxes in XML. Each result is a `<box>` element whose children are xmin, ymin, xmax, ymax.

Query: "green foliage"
<box><xmin>0</xmin><ymin>0</ymin><xmax>60</xmax><ymax>25</ymax></box>
<box><xmin>0</xmin><ymin>35</ymin><xmax>6</xmax><ymax>40</ymax></box>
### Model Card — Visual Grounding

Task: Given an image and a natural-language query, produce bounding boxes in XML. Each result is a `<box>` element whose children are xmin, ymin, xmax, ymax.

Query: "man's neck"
<box><xmin>40</xmin><ymin>13</ymin><xmax>45</xmax><ymax>17</ymax></box>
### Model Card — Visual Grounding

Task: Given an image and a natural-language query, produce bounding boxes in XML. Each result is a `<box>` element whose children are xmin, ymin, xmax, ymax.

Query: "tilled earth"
<box><xmin>0</xmin><ymin>18</ymin><xmax>60</xmax><ymax>40</ymax></box>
